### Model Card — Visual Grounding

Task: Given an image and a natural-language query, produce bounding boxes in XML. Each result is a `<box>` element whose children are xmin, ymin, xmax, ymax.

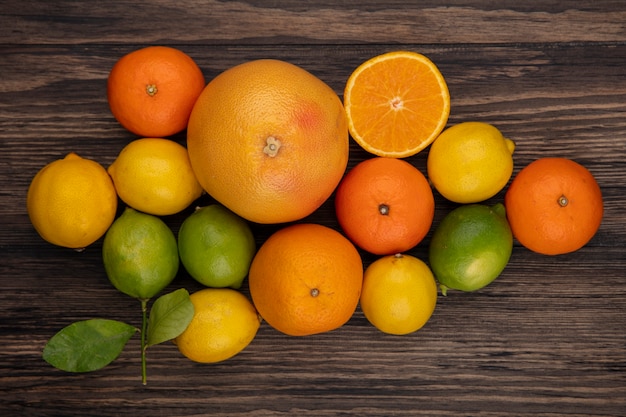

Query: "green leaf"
<box><xmin>43</xmin><ymin>319</ymin><xmax>136</xmax><ymax>372</ymax></box>
<box><xmin>146</xmin><ymin>288</ymin><xmax>194</xmax><ymax>347</ymax></box>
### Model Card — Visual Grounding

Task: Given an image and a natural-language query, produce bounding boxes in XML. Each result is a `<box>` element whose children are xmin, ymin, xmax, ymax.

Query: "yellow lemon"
<box><xmin>359</xmin><ymin>254</ymin><xmax>437</xmax><ymax>335</ymax></box>
<box><xmin>108</xmin><ymin>138</ymin><xmax>203</xmax><ymax>216</ymax></box>
<box><xmin>27</xmin><ymin>152</ymin><xmax>117</xmax><ymax>249</ymax></box>
<box><xmin>427</xmin><ymin>122</ymin><xmax>515</xmax><ymax>203</ymax></box>
<box><xmin>174</xmin><ymin>288</ymin><xmax>261</xmax><ymax>363</ymax></box>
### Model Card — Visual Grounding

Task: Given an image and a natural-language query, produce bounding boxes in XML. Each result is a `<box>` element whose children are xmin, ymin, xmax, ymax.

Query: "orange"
<box><xmin>248</xmin><ymin>223</ymin><xmax>363</xmax><ymax>336</ymax></box>
<box><xmin>107</xmin><ymin>46</ymin><xmax>205</xmax><ymax>138</ymax></box>
<box><xmin>187</xmin><ymin>59</ymin><xmax>349</xmax><ymax>224</ymax></box>
<box><xmin>504</xmin><ymin>158</ymin><xmax>603</xmax><ymax>255</ymax></box>
<box><xmin>335</xmin><ymin>157</ymin><xmax>435</xmax><ymax>255</ymax></box>
<box><xmin>343</xmin><ymin>51</ymin><xmax>450</xmax><ymax>158</ymax></box>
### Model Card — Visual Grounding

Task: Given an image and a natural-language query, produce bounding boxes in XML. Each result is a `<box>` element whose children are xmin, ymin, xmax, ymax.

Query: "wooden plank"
<box><xmin>1</xmin><ymin>1</ymin><xmax>626</xmax><ymax>45</ymax></box>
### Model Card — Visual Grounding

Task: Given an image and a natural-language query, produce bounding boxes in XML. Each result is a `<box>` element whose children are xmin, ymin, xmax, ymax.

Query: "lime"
<box><xmin>102</xmin><ymin>207</ymin><xmax>179</xmax><ymax>299</ymax></box>
<box><xmin>177</xmin><ymin>205</ymin><xmax>256</xmax><ymax>289</ymax></box>
<box><xmin>360</xmin><ymin>254</ymin><xmax>437</xmax><ymax>335</ymax></box>
<box><xmin>174</xmin><ymin>288</ymin><xmax>261</xmax><ymax>363</ymax></box>
<box><xmin>427</xmin><ymin>122</ymin><xmax>515</xmax><ymax>203</ymax></box>
<box><xmin>428</xmin><ymin>203</ymin><xmax>512</xmax><ymax>295</ymax></box>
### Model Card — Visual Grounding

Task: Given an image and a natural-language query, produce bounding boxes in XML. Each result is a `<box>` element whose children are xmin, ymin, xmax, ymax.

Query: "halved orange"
<box><xmin>344</xmin><ymin>51</ymin><xmax>450</xmax><ymax>158</ymax></box>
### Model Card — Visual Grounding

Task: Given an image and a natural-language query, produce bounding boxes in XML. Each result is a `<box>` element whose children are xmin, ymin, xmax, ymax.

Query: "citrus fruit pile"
<box><xmin>30</xmin><ymin>46</ymin><xmax>604</xmax><ymax>382</ymax></box>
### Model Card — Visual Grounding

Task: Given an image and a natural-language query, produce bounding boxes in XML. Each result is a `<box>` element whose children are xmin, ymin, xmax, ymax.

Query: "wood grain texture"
<box><xmin>1</xmin><ymin>1</ymin><xmax>625</xmax><ymax>416</ymax></box>
<box><xmin>2</xmin><ymin>1</ymin><xmax>626</xmax><ymax>44</ymax></box>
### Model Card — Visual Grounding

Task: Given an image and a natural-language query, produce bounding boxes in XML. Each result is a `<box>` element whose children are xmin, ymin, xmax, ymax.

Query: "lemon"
<box><xmin>429</xmin><ymin>203</ymin><xmax>512</xmax><ymax>295</ymax></box>
<box><xmin>178</xmin><ymin>205</ymin><xmax>256</xmax><ymax>289</ymax></box>
<box><xmin>359</xmin><ymin>254</ymin><xmax>437</xmax><ymax>335</ymax></box>
<box><xmin>427</xmin><ymin>122</ymin><xmax>515</xmax><ymax>203</ymax></box>
<box><xmin>174</xmin><ymin>288</ymin><xmax>261</xmax><ymax>363</ymax></box>
<box><xmin>102</xmin><ymin>207</ymin><xmax>179</xmax><ymax>300</ymax></box>
<box><xmin>107</xmin><ymin>138</ymin><xmax>203</xmax><ymax>216</ymax></box>
<box><xmin>27</xmin><ymin>153</ymin><xmax>117</xmax><ymax>249</ymax></box>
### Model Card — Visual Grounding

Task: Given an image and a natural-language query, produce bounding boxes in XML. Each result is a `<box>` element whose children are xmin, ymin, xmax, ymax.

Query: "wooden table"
<box><xmin>2</xmin><ymin>2</ymin><xmax>625</xmax><ymax>416</ymax></box>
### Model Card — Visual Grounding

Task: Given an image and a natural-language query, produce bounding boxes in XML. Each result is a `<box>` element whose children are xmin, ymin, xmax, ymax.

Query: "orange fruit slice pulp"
<box><xmin>344</xmin><ymin>51</ymin><xmax>450</xmax><ymax>158</ymax></box>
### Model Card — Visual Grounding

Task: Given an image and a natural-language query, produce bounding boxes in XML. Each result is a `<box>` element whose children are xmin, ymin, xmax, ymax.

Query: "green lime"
<box><xmin>177</xmin><ymin>205</ymin><xmax>256</xmax><ymax>289</ymax></box>
<box><xmin>429</xmin><ymin>203</ymin><xmax>512</xmax><ymax>295</ymax></box>
<box><xmin>102</xmin><ymin>207</ymin><xmax>179</xmax><ymax>299</ymax></box>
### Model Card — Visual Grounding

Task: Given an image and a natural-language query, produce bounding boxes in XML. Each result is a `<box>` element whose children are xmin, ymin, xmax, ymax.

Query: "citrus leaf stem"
<box><xmin>440</xmin><ymin>284</ymin><xmax>449</xmax><ymax>297</ymax></box>
<box><xmin>140</xmin><ymin>298</ymin><xmax>148</xmax><ymax>385</ymax></box>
